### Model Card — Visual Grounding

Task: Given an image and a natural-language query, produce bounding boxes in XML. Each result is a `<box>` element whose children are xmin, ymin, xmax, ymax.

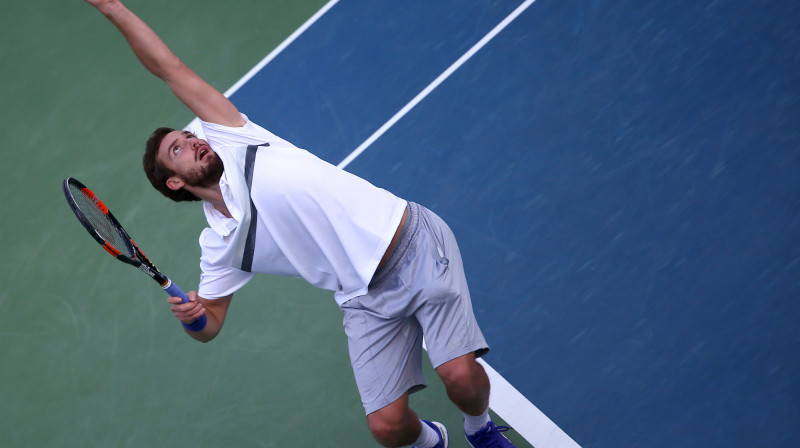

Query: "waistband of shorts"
<box><xmin>370</xmin><ymin>202</ymin><xmax>420</xmax><ymax>287</ymax></box>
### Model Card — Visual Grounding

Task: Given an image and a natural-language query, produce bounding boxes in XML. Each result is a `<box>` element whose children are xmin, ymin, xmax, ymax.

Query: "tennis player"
<box><xmin>85</xmin><ymin>1</ymin><xmax>518</xmax><ymax>447</ymax></box>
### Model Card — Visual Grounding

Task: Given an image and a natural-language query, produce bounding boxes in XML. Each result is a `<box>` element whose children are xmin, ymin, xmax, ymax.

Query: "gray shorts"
<box><xmin>340</xmin><ymin>202</ymin><xmax>489</xmax><ymax>415</ymax></box>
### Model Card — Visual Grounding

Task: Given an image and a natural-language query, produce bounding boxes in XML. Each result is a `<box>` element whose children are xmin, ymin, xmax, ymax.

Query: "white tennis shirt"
<box><xmin>194</xmin><ymin>115</ymin><xmax>407</xmax><ymax>305</ymax></box>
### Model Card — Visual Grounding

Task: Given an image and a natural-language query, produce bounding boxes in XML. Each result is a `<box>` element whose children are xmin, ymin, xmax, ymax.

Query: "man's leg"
<box><xmin>367</xmin><ymin>393</ymin><xmax>448</xmax><ymax>448</ymax></box>
<box><xmin>366</xmin><ymin>394</ymin><xmax>421</xmax><ymax>447</ymax></box>
<box><xmin>434</xmin><ymin>352</ymin><xmax>490</xmax><ymax>416</ymax></box>
<box><xmin>341</xmin><ymin>278</ymin><xmax>445</xmax><ymax>447</ymax></box>
<box><xmin>436</xmin><ymin>353</ymin><xmax>517</xmax><ymax>448</ymax></box>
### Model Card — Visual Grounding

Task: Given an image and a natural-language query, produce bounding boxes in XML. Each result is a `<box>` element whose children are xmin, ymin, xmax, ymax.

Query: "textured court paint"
<box><xmin>342</xmin><ymin>1</ymin><xmax>800</xmax><ymax>447</ymax></box>
<box><xmin>337</xmin><ymin>0</ymin><xmax>539</xmax><ymax>169</ymax></box>
<box><xmin>186</xmin><ymin>0</ymin><xmax>341</xmax><ymax>133</ymax></box>
<box><xmin>223</xmin><ymin>0</ymin><xmax>341</xmax><ymax>98</ymax></box>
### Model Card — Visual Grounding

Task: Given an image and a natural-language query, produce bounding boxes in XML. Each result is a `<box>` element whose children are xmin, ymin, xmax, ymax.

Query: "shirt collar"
<box><xmin>202</xmin><ymin>172</ymin><xmax>239</xmax><ymax>237</ymax></box>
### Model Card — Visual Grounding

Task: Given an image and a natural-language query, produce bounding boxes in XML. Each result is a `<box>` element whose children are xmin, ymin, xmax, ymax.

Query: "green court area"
<box><xmin>0</xmin><ymin>2</ymin><xmax>526</xmax><ymax>446</ymax></box>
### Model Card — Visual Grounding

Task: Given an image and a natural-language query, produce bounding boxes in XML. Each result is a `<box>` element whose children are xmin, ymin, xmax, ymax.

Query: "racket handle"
<box><xmin>163</xmin><ymin>279</ymin><xmax>208</xmax><ymax>332</ymax></box>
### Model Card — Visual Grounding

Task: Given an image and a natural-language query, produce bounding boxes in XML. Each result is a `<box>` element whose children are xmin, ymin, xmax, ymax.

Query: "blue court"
<box><xmin>218</xmin><ymin>1</ymin><xmax>799</xmax><ymax>446</ymax></box>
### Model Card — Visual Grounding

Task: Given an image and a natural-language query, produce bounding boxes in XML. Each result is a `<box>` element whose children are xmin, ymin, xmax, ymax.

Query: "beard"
<box><xmin>181</xmin><ymin>153</ymin><xmax>224</xmax><ymax>188</ymax></box>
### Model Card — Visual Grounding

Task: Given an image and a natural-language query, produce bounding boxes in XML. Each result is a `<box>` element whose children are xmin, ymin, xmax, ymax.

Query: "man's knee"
<box><xmin>366</xmin><ymin>396</ymin><xmax>419</xmax><ymax>447</ymax></box>
<box><xmin>436</xmin><ymin>354</ymin><xmax>491</xmax><ymax>415</ymax></box>
<box><xmin>367</xmin><ymin>415</ymin><xmax>412</xmax><ymax>447</ymax></box>
<box><xmin>436</xmin><ymin>353</ymin><xmax>488</xmax><ymax>392</ymax></box>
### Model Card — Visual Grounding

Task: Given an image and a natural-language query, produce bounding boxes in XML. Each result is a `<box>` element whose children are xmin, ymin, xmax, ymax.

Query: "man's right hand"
<box><xmin>167</xmin><ymin>290</ymin><xmax>208</xmax><ymax>325</ymax></box>
<box><xmin>166</xmin><ymin>292</ymin><xmax>232</xmax><ymax>343</ymax></box>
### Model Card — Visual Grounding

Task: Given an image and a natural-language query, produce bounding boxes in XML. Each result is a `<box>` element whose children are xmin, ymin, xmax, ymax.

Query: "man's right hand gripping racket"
<box><xmin>62</xmin><ymin>177</ymin><xmax>206</xmax><ymax>331</ymax></box>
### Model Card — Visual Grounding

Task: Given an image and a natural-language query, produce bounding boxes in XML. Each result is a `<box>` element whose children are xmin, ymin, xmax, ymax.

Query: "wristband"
<box><xmin>182</xmin><ymin>315</ymin><xmax>207</xmax><ymax>332</ymax></box>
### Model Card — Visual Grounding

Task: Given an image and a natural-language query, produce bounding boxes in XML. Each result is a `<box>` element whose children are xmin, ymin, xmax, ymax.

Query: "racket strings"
<box><xmin>68</xmin><ymin>183</ymin><xmax>134</xmax><ymax>258</ymax></box>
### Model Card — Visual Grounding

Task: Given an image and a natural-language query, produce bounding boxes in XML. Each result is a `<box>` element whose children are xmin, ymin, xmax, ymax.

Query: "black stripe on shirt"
<box><xmin>240</xmin><ymin>143</ymin><xmax>269</xmax><ymax>272</ymax></box>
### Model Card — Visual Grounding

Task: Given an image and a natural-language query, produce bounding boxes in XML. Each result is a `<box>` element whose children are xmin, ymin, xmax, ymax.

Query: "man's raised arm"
<box><xmin>85</xmin><ymin>0</ymin><xmax>245</xmax><ymax>127</ymax></box>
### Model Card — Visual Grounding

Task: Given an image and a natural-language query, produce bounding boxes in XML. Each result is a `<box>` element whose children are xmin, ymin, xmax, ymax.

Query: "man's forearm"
<box><xmin>90</xmin><ymin>0</ymin><xmax>180</xmax><ymax>81</ymax></box>
<box><xmin>86</xmin><ymin>0</ymin><xmax>245</xmax><ymax>126</ymax></box>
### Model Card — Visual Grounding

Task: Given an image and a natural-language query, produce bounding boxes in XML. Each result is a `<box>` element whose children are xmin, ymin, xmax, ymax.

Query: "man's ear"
<box><xmin>166</xmin><ymin>176</ymin><xmax>184</xmax><ymax>191</ymax></box>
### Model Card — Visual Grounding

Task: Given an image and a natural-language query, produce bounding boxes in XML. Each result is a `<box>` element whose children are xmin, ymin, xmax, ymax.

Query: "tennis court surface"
<box><xmin>1</xmin><ymin>1</ymin><xmax>797</xmax><ymax>447</ymax></box>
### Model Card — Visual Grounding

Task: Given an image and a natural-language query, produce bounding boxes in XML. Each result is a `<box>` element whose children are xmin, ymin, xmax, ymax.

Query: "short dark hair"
<box><xmin>143</xmin><ymin>127</ymin><xmax>200</xmax><ymax>202</ymax></box>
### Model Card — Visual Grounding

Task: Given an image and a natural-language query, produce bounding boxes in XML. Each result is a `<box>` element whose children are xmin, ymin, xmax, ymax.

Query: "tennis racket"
<box><xmin>62</xmin><ymin>177</ymin><xmax>206</xmax><ymax>331</ymax></box>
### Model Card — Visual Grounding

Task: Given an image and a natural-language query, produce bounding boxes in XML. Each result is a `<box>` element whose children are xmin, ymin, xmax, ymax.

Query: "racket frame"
<box><xmin>62</xmin><ymin>177</ymin><xmax>206</xmax><ymax>331</ymax></box>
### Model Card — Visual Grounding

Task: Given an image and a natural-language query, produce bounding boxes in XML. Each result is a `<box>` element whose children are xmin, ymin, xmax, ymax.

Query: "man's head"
<box><xmin>143</xmin><ymin>127</ymin><xmax>224</xmax><ymax>202</ymax></box>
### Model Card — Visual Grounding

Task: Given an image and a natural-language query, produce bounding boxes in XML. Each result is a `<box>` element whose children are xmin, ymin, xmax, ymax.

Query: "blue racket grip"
<box><xmin>163</xmin><ymin>279</ymin><xmax>208</xmax><ymax>332</ymax></box>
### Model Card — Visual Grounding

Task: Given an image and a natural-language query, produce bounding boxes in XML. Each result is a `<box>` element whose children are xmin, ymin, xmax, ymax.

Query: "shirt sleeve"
<box><xmin>197</xmin><ymin>228</ymin><xmax>255</xmax><ymax>300</ymax></box>
<box><xmin>198</xmin><ymin>113</ymin><xmax>296</xmax><ymax>149</ymax></box>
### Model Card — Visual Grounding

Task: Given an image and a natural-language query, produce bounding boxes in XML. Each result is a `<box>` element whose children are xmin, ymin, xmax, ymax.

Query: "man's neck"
<box><xmin>186</xmin><ymin>183</ymin><xmax>232</xmax><ymax>218</ymax></box>
<box><xmin>211</xmin><ymin>200</ymin><xmax>232</xmax><ymax>219</ymax></box>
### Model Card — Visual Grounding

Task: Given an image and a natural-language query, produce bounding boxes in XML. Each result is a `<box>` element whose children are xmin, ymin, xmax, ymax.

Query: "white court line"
<box><xmin>191</xmin><ymin>0</ymin><xmax>579</xmax><ymax>446</ymax></box>
<box><xmin>338</xmin><ymin>0</ymin><xmax>537</xmax><ymax>169</ymax></box>
<box><xmin>186</xmin><ymin>0</ymin><xmax>341</xmax><ymax>132</ymax></box>
<box><xmin>480</xmin><ymin>359</ymin><xmax>580</xmax><ymax>448</ymax></box>
<box><xmin>224</xmin><ymin>0</ymin><xmax>341</xmax><ymax>98</ymax></box>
